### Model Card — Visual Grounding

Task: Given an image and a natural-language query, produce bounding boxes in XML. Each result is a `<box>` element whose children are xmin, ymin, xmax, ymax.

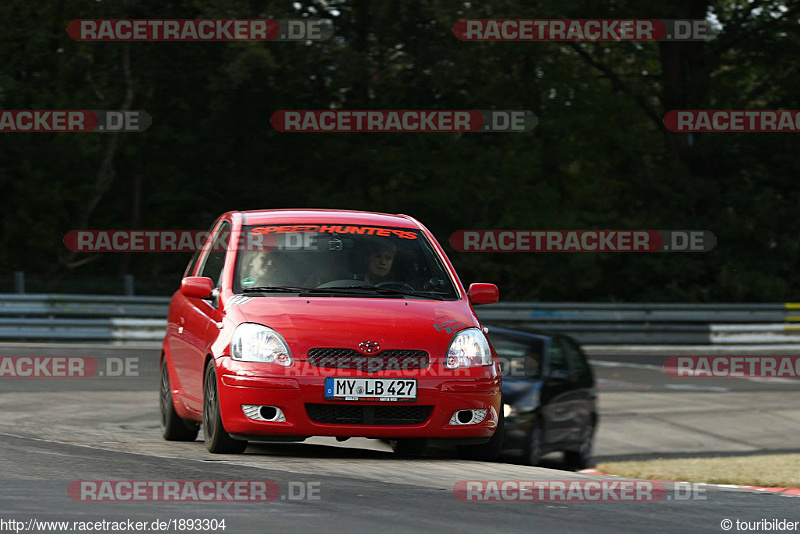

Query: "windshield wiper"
<box><xmin>241</xmin><ymin>286</ymin><xmax>309</xmax><ymax>293</ymax></box>
<box><xmin>311</xmin><ymin>285</ymin><xmax>448</xmax><ymax>300</ymax></box>
<box><xmin>375</xmin><ymin>288</ymin><xmax>448</xmax><ymax>300</ymax></box>
<box><xmin>299</xmin><ymin>286</ymin><xmax>403</xmax><ymax>298</ymax></box>
<box><xmin>241</xmin><ymin>285</ymin><xmax>449</xmax><ymax>300</ymax></box>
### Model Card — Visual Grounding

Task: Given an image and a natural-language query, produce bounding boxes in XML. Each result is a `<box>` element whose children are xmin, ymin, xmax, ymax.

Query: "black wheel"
<box><xmin>390</xmin><ymin>438</ymin><xmax>428</xmax><ymax>457</ymax></box>
<box><xmin>524</xmin><ymin>419</ymin><xmax>544</xmax><ymax>466</ymax></box>
<box><xmin>160</xmin><ymin>358</ymin><xmax>199</xmax><ymax>441</ymax></box>
<box><xmin>203</xmin><ymin>360</ymin><xmax>247</xmax><ymax>454</ymax></box>
<box><xmin>456</xmin><ymin>410</ymin><xmax>504</xmax><ymax>462</ymax></box>
<box><xmin>564</xmin><ymin>420</ymin><xmax>595</xmax><ymax>470</ymax></box>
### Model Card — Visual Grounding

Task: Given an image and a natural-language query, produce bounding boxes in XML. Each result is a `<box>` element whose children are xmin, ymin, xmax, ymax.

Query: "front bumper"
<box><xmin>215</xmin><ymin>358</ymin><xmax>502</xmax><ymax>440</ymax></box>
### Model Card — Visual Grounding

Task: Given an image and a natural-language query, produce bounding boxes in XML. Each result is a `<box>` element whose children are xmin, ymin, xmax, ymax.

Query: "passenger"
<box><xmin>239</xmin><ymin>250</ymin><xmax>280</xmax><ymax>287</ymax></box>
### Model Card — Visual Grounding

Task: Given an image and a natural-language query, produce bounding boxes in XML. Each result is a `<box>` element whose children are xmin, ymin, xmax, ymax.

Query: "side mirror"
<box><xmin>468</xmin><ymin>283</ymin><xmax>499</xmax><ymax>305</ymax></box>
<box><xmin>180</xmin><ymin>277</ymin><xmax>214</xmax><ymax>299</ymax></box>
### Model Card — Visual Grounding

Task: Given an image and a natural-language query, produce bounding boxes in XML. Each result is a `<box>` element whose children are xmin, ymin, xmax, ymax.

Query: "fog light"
<box><xmin>242</xmin><ymin>405</ymin><xmax>286</xmax><ymax>422</ymax></box>
<box><xmin>449</xmin><ymin>409</ymin><xmax>488</xmax><ymax>425</ymax></box>
<box><xmin>259</xmin><ymin>406</ymin><xmax>278</xmax><ymax>420</ymax></box>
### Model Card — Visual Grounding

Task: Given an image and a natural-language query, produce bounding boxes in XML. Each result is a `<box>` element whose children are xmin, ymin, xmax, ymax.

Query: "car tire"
<box><xmin>564</xmin><ymin>419</ymin><xmax>595</xmax><ymax>470</ymax></box>
<box><xmin>390</xmin><ymin>438</ymin><xmax>428</xmax><ymax>457</ymax></box>
<box><xmin>456</xmin><ymin>410</ymin><xmax>504</xmax><ymax>462</ymax></box>
<box><xmin>524</xmin><ymin>419</ymin><xmax>544</xmax><ymax>466</ymax></box>
<box><xmin>203</xmin><ymin>360</ymin><xmax>247</xmax><ymax>454</ymax></box>
<box><xmin>160</xmin><ymin>358</ymin><xmax>199</xmax><ymax>442</ymax></box>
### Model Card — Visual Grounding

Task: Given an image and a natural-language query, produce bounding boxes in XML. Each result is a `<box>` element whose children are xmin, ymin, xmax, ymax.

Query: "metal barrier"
<box><xmin>478</xmin><ymin>302</ymin><xmax>800</xmax><ymax>344</ymax></box>
<box><xmin>0</xmin><ymin>294</ymin><xmax>170</xmax><ymax>343</ymax></box>
<box><xmin>0</xmin><ymin>294</ymin><xmax>170</xmax><ymax>318</ymax></box>
<box><xmin>2</xmin><ymin>294</ymin><xmax>800</xmax><ymax>345</ymax></box>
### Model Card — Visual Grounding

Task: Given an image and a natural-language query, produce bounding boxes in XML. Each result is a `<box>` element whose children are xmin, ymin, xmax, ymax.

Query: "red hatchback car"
<box><xmin>160</xmin><ymin>209</ymin><xmax>502</xmax><ymax>459</ymax></box>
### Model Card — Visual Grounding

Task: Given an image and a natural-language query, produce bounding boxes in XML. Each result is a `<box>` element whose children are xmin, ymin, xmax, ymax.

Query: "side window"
<box><xmin>197</xmin><ymin>221</ymin><xmax>231</xmax><ymax>288</ymax></box>
<box><xmin>184</xmin><ymin>221</ymin><xmax>219</xmax><ymax>277</ymax></box>
<box><xmin>183</xmin><ymin>250</ymin><xmax>202</xmax><ymax>278</ymax></box>
<box><xmin>560</xmin><ymin>338</ymin><xmax>592</xmax><ymax>383</ymax></box>
<box><xmin>547</xmin><ymin>340</ymin><xmax>570</xmax><ymax>375</ymax></box>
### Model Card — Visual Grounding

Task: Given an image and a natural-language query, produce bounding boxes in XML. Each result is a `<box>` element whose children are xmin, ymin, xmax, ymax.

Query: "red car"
<box><xmin>160</xmin><ymin>209</ymin><xmax>502</xmax><ymax>459</ymax></box>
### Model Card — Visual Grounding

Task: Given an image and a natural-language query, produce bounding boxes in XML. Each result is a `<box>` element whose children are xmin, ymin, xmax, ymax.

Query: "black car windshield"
<box><xmin>488</xmin><ymin>335</ymin><xmax>544</xmax><ymax>378</ymax></box>
<box><xmin>233</xmin><ymin>224</ymin><xmax>458</xmax><ymax>299</ymax></box>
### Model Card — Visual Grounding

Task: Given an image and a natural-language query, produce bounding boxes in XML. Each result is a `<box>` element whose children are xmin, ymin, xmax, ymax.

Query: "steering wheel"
<box><xmin>375</xmin><ymin>281</ymin><xmax>416</xmax><ymax>292</ymax></box>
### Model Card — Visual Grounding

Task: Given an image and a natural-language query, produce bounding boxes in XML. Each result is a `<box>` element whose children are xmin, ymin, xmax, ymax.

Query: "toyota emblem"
<box><xmin>358</xmin><ymin>340</ymin><xmax>381</xmax><ymax>354</ymax></box>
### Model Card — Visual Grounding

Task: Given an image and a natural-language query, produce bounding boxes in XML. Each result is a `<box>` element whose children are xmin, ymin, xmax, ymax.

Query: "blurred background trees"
<box><xmin>1</xmin><ymin>0</ymin><xmax>799</xmax><ymax>301</ymax></box>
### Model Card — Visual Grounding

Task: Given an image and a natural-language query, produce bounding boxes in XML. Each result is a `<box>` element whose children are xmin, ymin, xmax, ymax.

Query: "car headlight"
<box><xmin>444</xmin><ymin>327</ymin><xmax>492</xmax><ymax>369</ymax></box>
<box><xmin>230</xmin><ymin>323</ymin><xmax>293</xmax><ymax>366</ymax></box>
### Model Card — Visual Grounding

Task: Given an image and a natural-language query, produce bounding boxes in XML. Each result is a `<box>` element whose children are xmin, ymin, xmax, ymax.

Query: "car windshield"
<box><xmin>488</xmin><ymin>334</ymin><xmax>544</xmax><ymax>379</ymax></box>
<box><xmin>233</xmin><ymin>224</ymin><xmax>459</xmax><ymax>299</ymax></box>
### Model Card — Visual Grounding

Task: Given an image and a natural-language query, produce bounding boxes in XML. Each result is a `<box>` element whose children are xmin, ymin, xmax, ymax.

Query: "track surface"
<box><xmin>0</xmin><ymin>345</ymin><xmax>798</xmax><ymax>533</ymax></box>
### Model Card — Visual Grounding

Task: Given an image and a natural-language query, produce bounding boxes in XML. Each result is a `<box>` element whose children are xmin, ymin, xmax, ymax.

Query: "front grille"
<box><xmin>305</xmin><ymin>404</ymin><xmax>433</xmax><ymax>425</ymax></box>
<box><xmin>307</xmin><ymin>348</ymin><xmax>429</xmax><ymax>372</ymax></box>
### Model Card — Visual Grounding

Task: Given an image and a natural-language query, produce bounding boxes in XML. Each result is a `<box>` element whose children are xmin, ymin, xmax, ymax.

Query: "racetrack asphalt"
<box><xmin>0</xmin><ymin>345</ymin><xmax>798</xmax><ymax>533</ymax></box>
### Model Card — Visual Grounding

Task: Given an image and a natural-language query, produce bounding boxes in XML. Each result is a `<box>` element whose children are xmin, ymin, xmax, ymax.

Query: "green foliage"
<box><xmin>1</xmin><ymin>0</ymin><xmax>799</xmax><ymax>301</ymax></box>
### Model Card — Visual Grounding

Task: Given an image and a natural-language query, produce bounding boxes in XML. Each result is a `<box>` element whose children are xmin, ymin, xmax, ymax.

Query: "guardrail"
<box><xmin>478</xmin><ymin>302</ymin><xmax>800</xmax><ymax>345</ymax></box>
<box><xmin>478</xmin><ymin>302</ymin><xmax>800</xmax><ymax>344</ymax></box>
<box><xmin>2</xmin><ymin>294</ymin><xmax>800</xmax><ymax>345</ymax></box>
<box><xmin>0</xmin><ymin>294</ymin><xmax>170</xmax><ymax>343</ymax></box>
<box><xmin>0</xmin><ymin>294</ymin><xmax>170</xmax><ymax>317</ymax></box>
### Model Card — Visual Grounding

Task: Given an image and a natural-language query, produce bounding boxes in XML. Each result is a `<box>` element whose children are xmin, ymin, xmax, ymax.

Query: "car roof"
<box><xmin>238</xmin><ymin>209</ymin><xmax>420</xmax><ymax>229</ymax></box>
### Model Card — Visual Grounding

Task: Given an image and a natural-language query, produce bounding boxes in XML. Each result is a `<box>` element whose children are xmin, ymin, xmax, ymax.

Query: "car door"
<box><xmin>165</xmin><ymin>242</ymin><xmax>205</xmax><ymax>406</ymax></box>
<box><xmin>540</xmin><ymin>338</ymin><xmax>577</xmax><ymax>446</ymax></box>
<box><xmin>178</xmin><ymin>220</ymin><xmax>231</xmax><ymax>411</ymax></box>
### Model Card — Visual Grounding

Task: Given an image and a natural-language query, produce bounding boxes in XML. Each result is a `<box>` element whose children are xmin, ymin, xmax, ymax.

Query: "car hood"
<box><xmin>226</xmin><ymin>295</ymin><xmax>479</xmax><ymax>362</ymax></box>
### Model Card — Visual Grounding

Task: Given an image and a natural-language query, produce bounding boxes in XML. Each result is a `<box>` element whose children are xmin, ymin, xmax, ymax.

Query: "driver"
<box><xmin>363</xmin><ymin>239</ymin><xmax>396</xmax><ymax>285</ymax></box>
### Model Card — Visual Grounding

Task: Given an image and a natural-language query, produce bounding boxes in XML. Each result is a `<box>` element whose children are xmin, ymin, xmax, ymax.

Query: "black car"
<box><xmin>485</xmin><ymin>325</ymin><xmax>598</xmax><ymax>469</ymax></box>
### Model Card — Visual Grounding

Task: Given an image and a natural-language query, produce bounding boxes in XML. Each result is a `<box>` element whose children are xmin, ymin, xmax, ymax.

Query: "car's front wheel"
<box><xmin>203</xmin><ymin>360</ymin><xmax>247</xmax><ymax>454</ymax></box>
<box><xmin>456</xmin><ymin>410</ymin><xmax>504</xmax><ymax>462</ymax></box>
<box><xmin>564</xmin><ymin>419</ymin><xmax>595</xmax><ymax>470</ymax></box>
<box><xmin>524</xmin><ymin>419</ymin><xmax>544</xmax><ymax>466</ymax></box>
<box><xmin>160</xmin><ymin>358</ymin><xmax>199</xmax><ymax>441</ymax></box>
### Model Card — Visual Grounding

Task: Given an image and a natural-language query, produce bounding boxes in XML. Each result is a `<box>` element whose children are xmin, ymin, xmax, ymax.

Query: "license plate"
<box><xmin>325</xmin><ymin>378</ymin><xmax>417</xmax><ymax>401</ymax></box>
